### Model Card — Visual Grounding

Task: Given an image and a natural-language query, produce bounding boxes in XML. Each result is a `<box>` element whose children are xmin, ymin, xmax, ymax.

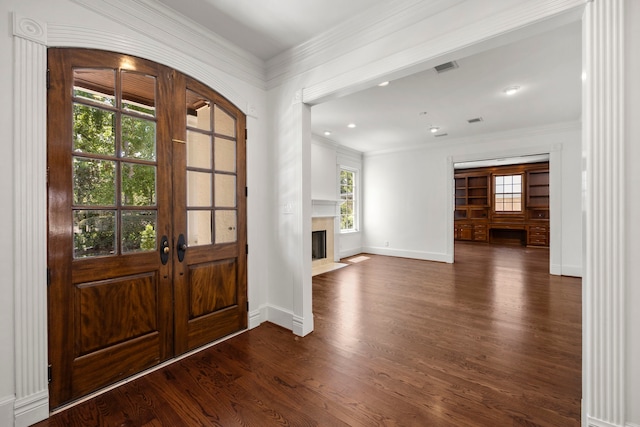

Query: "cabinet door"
<box><xmin>459</xmin><ymin>224</ymin><xmax>473</xmax><ymax>240</ymax></box>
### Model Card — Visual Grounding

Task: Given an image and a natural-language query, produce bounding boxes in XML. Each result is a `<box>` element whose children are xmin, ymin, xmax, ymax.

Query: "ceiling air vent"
<box><xmin>434</xmin><ymin>133</ymin><xmax>448</xmax><ymax>137</ymax></box>
<box><xmin>467</xmin><ymin>117</ymin><xmax>483</xmax><ymax>123</ymax></box>
<box><xmin>434</xmin><ymin>61</ymin><xmax>458</xmax><ymax>73</ymax></box>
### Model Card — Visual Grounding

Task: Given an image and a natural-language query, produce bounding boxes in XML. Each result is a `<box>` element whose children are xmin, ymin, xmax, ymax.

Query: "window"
<box><xmin>340</xmin><ymin>168</ymin><xmax>357</xmax><ymax>232</ymax></box>
<box><xmin>494</xmin><ymin>174</ymin><xmax>522</xmax><ymax>212</ymax></box>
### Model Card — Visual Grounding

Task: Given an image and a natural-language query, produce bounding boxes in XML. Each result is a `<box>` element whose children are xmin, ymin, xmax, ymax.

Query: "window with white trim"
<box><xmin>494</xmin><ymin>174</ymin><xmax>523</xmax><ymax>212</ymax></box>
<box><xmin>339</xmin><ymin>168</ymin><xmax>357</xmax><ymax>232</ymax></box>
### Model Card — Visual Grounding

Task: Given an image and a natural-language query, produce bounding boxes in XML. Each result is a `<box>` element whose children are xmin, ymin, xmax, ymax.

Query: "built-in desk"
<box><xmin>489</xmin><ymin>224</ymin><xmax>527</xmax><ymax>245</ymax></box>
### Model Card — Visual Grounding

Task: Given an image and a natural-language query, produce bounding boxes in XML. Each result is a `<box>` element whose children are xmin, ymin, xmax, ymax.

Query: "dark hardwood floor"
<box><xmin>34</xmin><ymin>242</ymin><xmax>581</xmax><ymax>426</ymax></box>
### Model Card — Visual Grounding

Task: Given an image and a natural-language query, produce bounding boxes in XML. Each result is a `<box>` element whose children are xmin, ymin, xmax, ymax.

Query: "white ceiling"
<box><xmin>155</xmin><ymin>0</ymin><xmax>582</xmax><ymax>154</ymax></box>
<box><xmin>312</xmin><ymin>21</ymin><xmax>582</xmax><ymax>153</ymax></box>
<box><xmin>156</xmin><ymin>0</ymin><xmax>391</xmax><ymax>61</ymax></box>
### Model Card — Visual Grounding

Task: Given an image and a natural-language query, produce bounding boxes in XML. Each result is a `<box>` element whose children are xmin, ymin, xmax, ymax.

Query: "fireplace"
<box><xmin>312</xmin><ymin>230</ymin><xmax>327</xmax><ymax>260</ymax></box>
<box><xmin>311</xmin><ymin>216</ymin><xmax>335</xmax><ymax>268</ymax></box>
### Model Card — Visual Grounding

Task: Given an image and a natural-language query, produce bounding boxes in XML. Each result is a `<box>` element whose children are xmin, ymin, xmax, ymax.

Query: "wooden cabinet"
<box><xmin>527</xmin><ymin>225</ymin><xmax>549</xmax><ymax>246</ymax></box>
<box><xmin>454</xmin><ymin>163</ymin><xmax>549</xmax><ymax>247</ymax></box>
<box><xmin>473</xmin><ymin>224</ymin><xmax>487</xmax><ymax>242</ymax></box>
<box><xmin>454</xmin><ymin>223</ymin><xmax>487</xmax><ymax>242</ymax></box>
<box><xmin>454</xmin><ymin>172</ymin><xmax>489</xmax><ymax>242</ymax></box>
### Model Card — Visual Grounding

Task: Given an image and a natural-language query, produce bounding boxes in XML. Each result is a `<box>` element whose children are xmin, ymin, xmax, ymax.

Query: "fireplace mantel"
<box><xmin>312</xmin><ymin>199</ymin><xmax>339</xmax><ymax>218</ymax></box>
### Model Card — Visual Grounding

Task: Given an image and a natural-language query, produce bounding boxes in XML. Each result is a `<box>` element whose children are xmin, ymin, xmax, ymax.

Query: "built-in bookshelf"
<box><xmin>454</xmin><ymin>162</ymin><xmax>549</xmax><ymax>246</ymax></box>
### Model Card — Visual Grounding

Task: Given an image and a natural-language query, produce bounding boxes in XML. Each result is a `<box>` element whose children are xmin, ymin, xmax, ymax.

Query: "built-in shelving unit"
<box><xmin>454</xmin><ymin>162</ymin><xmax>549</xmax><ymax>246</ymax></box>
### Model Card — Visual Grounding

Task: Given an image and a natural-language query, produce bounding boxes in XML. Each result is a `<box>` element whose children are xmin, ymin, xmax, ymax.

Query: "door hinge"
<box><xmin>245</xmin><ymin>128</ymin><xmax>248</xmax><ymax>140</ymax></box>
<box><xmin>245</xmin><ymin>187</ymin><xmax>248</xmax><ymax>197</ymax></box>
<box><xmin>48</xmin><ymin>365</ymin><xmax>52</xmax><ymax>383</ymax></box>
<box><xmin>46</xmin><ymin>69</ymin><xmax>50</xmax><ymax>90</ymax></box>
<box><xmin>246</xmin><ymin>301</ymin><xmax>249</xmax><ymax>311</ymax></box>
<box><xmin>246</xmin><ymin>244</ymin><xmax>248</xmax><ymax>255</ymax></box>
<box><xmin>47</xmin><ymin>268</ymin><xmax>51</xmax><ymax>286</ymax></box>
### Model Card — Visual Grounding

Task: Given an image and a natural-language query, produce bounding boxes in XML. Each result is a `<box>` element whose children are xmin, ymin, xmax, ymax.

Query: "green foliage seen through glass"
<box><xmin>340</xmin><ymin>170</ymin><xmax>355</xmax><ymax>231</ymax></box>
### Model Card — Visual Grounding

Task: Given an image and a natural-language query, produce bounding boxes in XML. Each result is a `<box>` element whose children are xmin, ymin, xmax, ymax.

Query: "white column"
<box><xmin>583</xmin><ymin>1</ymin><xmax>626</xmax><ymax>426</ymax></box>
<box><xmin>12</xmin><ymin>14</ymin><xmax>50</xmax><ymax>427</ymax></box>
<box><xmin>291</xmin><ymin>91</ymin><xmax>314</xmax><ymax>336</ymax></box>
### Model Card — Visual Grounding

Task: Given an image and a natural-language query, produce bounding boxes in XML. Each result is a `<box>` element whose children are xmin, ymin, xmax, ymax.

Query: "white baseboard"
<box><xmin>362</xmin><ymin>246</ymin><xmax>451</xmax><ymax>263</ymax></box>
<box><xmin>339</xmin><ymin>247</ymin><xmax>362</xmax><ymax>259</ymax></box>
<box><xmin>0</xmin><ymin>395</ymin><xmax>14</xmax><ymax>427</ymax></box>
<box><xmin>14</xmin><ymin>390</ymin><xmax>49</xmax><ymax>427</ymax></box>
<box><xmin>562</xmin><ymin>264</ymin><xmax>582</xmax><ymax>278</ymax></box>
<box><xmin>587</xmin><ymin>416</ymin><xmax>626</xmax><ymax>427</ymax></box>
<box><xmin>248</xmin><ymin>307</ymin><xmax>264</xmax><ymax>329</ymax></box>
<box><xmin>265</xmin><ymin>304</ymin><xmax>293</xmax><ymax>331</ymax></box>
<box><xmin>292</xmin><ymin>314</ymin><xmax>313</xmax><ymax>337</ymax></box>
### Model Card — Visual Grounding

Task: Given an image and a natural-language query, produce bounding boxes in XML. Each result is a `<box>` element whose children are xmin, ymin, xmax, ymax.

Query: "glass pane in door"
<box><xmin>73</xmin><ymin>210</ymin><xmax>116</xmax><ymax>258</ymax></box>
<box><xmin>213</xmin><ymin>105</ymin><xmax>235</xmax><ymax>137</ymax></box>
<box><xmin>73</xmin><ymin>68</ymin><xmax>116</xmax><ymax>106</ymax></box>
<box><xmin>214</xmin><ymin>174</ymin><xmax>236</xmax><ymax>207</ymax></box>
<box><xmin>215</xmin><ymin>210</ymin><xmax>236</xmax><ymax>244</ymax></box>
<box><xmin>214</xmin><ymin>137</ymin><xmax>235</xmax><ymax>172</ymax></box>
<box><xmin>187</xmin><ymin>210</ymin><xmax>212</xmax><ymax>246</ymax></box>
<box><xmin>122</xmin><ymin>71</ymin><xmax>156</xmax><ymax>117</ymax></box>
<box><xmin>187</xmin><ymin>131</ymin><xmax>211</xmax><ymax>169</ymax></box>
<box><xmin>121</xmin><ymin>210</ymin><xmax>157</xmax><ymax>253</ymax></box>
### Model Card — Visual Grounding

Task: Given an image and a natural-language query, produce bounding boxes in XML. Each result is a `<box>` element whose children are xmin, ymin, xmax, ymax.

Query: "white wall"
<box><xmin>311</xmin><ymin>136</ymin><xmax>364</xmax><ymax>258</ymax></box>
<box><xmin>625</xmin><ymin>0</ymin><xmax>640</xmax><ymax>423</ymax></box>
<box><xmin>362</xmin><ymin>123</ymin><xmax>582</xmax><ymax>272</ymax></box>
<box><xmin>311</xmin><ymin>137</ymin><xmax>337</xmax><ymax>200</ymax></box>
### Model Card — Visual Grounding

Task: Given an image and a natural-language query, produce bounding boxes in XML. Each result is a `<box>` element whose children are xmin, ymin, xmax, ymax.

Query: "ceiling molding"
<box><xmin>363</xmin><ymin>121</ymin><xmax>581</xmax><ymax>158</ymax></box>
<box><xmin>300</xmin><ymin>0</ymin><xmax>586</xmax><ymax>104</ymax></box>
<box><xmin>266</xmin><ymin>0</ymin><xmax>463</xmax><ymax>86</ymax></box>
<box><xmin>70</xmin><ymin>0</ymin><xmax>267</xmax><ymax>89</ymax></box>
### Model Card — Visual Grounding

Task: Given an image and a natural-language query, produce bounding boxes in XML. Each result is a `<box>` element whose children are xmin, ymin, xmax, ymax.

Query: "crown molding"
<box><xmin>266</xmin><ymin>0</ymin><xmax>462</xmax><ymax>88</ymax></box>
<box><xmin>363</xmin><ymin>121</ymin><xmax>581</xmax><ymax>158</ymax></box>
<box><xmin>70</xmin><ymin>0</ymin><xmax>266</xmax><ymax>89</ymax></box>
<box><xmin>311</xmin><ymin>134</ymin><xmax>339</xmax><ymax>149</ymax></box>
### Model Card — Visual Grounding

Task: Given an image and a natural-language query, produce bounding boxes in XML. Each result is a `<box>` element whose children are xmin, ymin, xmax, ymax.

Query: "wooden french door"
<box><xmin>47</xmin><ymin>49</ymin><xmax>247</xmax><ymax>408</ymax></box>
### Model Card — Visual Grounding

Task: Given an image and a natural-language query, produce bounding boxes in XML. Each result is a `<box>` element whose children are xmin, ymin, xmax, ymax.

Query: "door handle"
<box><xmin>160</xmin><ymin>236</ymin><xmax>170</xmax><ymax>265</ymax></box>
<box><xmin>177</xmin><ymin>234</ymin><xmax>187</xmax><ymax>262</ymax></box>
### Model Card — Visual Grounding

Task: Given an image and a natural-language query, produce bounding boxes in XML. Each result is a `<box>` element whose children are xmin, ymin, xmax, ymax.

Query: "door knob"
<box><xmin>160</xmin><ymin>236</ymin><xmax>170</xmax><ymax>265</ymax></box>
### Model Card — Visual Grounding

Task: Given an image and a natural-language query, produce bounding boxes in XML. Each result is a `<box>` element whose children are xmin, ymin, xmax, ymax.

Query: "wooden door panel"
<box><xmin>72</xmin><ymin>333</ymin><xmax>160</xmax><ymax>397</ymax></box>
<box><xmin>189</xmin><ymin>259</ymin><xmax>238</xmax><ymax>317</ymax></box>
<box><xmin>75</xmin><ymin>273</ymin><xmax>158</xmax><ymax>355</ymax></box>
<box><xmin>186</xmin><ymin>307</ymin><xmax>244</xmax><ymax>350</ymax></box>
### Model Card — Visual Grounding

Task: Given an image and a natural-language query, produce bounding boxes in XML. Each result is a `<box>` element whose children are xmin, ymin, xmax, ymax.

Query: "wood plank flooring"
<box><xmin>33</xmin><ymin>242</ymin><xmax>581</xmax><ymax>426</ymax></box>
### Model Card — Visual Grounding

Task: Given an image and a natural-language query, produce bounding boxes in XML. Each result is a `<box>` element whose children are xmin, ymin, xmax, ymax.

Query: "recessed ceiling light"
<box><xmin>378</xmin><ymin>81</ymin><xmax>390</xmax><ymax>87</ymax></box>
<box><xmin>324</xmin><ymin>131</ymin><xmax>331</xmax><ymax>136</ymax></box>
<box><xmin>503</xmin><ymin>85</ymin><xmax>520</xmax><ymax>95</ymax></box>
<box><xmin>430</xmin><ymin>126</ymin><xmax>439</xmax><ymax>133</ymax></box>
<box><xmin>347</xmin><ymin>123</ymin><xmax>356</xmax><ymax>128</ymax></box>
